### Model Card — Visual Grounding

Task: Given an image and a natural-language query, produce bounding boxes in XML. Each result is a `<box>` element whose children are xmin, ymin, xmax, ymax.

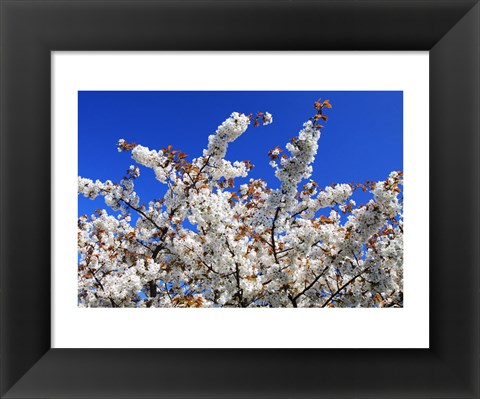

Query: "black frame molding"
<box><xmin>1</xmin><ymin>1</ymin><xmax>479</xmax><ymax>398</ymax></box>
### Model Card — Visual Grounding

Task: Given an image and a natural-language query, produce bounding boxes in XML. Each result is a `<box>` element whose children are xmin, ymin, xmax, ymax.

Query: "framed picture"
<box><xmin>1</xmin><ymin>1</ymin><xmax>478</xmax><ymax>398</ymax></box>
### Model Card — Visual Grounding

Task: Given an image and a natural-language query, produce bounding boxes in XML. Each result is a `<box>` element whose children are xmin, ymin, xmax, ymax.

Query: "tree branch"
<box><xmin>292</xmin><ymin>264</ymin><xmax>331</xmax><ymax>303</ymax></box>
<box><xmin>271</xmin><ymin>207</ymin><xmax>280</xmax><ymax>264</ymax></box>
<box><xmin>196</xmin><ymin>155</ymin><xmax>212</xmax><ymax>181</ymax></box>
<box><xmin>119</xmin><ymin>199</ymin><xmax>162</xmax><ymax>230</ymax></box>
<box><xmin>148</xmin><ymin>280</ymin><xmax>157</xmax><ymax>298</ymax></box>
<box><xmin>291</xmin><ymin>207</ymin><xmax>308</xmax><ymax>219</ymax></box>
<box><xmin>225</xmin><ymin>238</ymin><xmax>245</xmax><ymax>306</ymax></box>
<box><xmin>321</xmin><ymin>265</ymin><xmax>372</xmax><ymax>308</ymax></box>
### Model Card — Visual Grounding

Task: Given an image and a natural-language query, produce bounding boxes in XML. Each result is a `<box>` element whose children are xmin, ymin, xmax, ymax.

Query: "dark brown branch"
<box><xmin>86</xmin><ymin>267</ymin><xmax>119</xmax><ymax>307</ymax></box>
<box><xmin>148</xmin><ymin>280</ymin><xmax>157</xmax><ymax>298</ymax></box>
<box><xmin>321</xmin><ymin>265</ymin><xmax>372</xmax><ymax>308</ymax></box>
<box><xmin>225</xmin><ymin>239</ymin><xmax>245</xmax><ymax>306</ymax></box>
<box><xmin>277</xmin><ymin>246</ymin><xmax>294</xmax><ymax>255</ymax></box>
<box><xmin>198</xmin><ymin>257</ymin><xmax>236</xmax><ymax>278</ymax></box>
<box><xmin>164</xmin><ymin>283</ymin><xmax>175</xmax><ymax>305</ymax></box>
<box><xmin>196</xmin><ymin>155</ymin><xmax>212</xmax><ymax>180</ymax></box>
<box><xmin>271</xmin><ymin>207</ymin><xmax>280</xmax><ymax>264</ymax></box>
<box><xmin>136</xmin><ymin>239</ymin><xmax>153</xmax><ymax>253</ymax></box>
<box><xmin>351</xmin><ymin>250</ymin><xmax>360</xmax><ymax>267</ymax></box>
<box><xmin>291</xmin><ymin>207</ymin><xmax>308</xmax><ymax>219</ymax></box>
<box><xmin>200</xmin><ymin>258</ymin><xmax>220</xmax><ymax>275</ymax></box>
<box><xmin>288</xmin><ymin>294</ymin><xmax>298</xmax><ymax>308</ymax></box>
<box><xmin>119</xmin><ymin>199</ymin><xmax>162</xmax><ymax>230</ymax></box>
<box><xmin>292</xmin><ymin>264</ymin><xmax>330</xmax><ymax>303</ymax></box>
<box><xmin>90</xmin><ymin>269</ymin><xmax>105</xmax><ymax>291</ymax></box>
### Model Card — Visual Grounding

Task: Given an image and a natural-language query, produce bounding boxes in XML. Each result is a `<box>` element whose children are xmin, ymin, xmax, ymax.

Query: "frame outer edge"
<box><xmin>0</xmin><ymin>0</ymin><xmax>479</xmax><ymax>398</ymax></box>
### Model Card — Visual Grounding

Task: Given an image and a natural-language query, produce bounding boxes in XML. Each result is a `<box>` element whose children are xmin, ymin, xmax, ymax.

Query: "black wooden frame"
<box><xmin>1</xmin><ymin>0</ymin><xmax>479</xmax><ymax>398</ymax></box>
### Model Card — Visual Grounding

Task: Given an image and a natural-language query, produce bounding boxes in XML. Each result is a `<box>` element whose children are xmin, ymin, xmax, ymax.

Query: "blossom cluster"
<box><xmin>78</xmin><ymin>103</ymin><xmax>403</xmax><ymax>308</ymax></box>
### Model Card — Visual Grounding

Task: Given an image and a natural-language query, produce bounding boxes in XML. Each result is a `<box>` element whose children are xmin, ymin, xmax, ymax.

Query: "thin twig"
<box><xmin>271</xmin><ymin>207</ymin><xmax>280</xmax><ymax>263</ymax></box>
<box><xmin>321</xmin><ymin>265</ymin><xmax>372</xmax><ymax>308</ymax></box>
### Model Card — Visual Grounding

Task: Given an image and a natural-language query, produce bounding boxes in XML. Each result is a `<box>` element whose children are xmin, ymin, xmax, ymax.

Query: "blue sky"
<box><xmin>78</xmin><ymin>91</ymin><xmax>402</xmax><ymax>218</ymax></box>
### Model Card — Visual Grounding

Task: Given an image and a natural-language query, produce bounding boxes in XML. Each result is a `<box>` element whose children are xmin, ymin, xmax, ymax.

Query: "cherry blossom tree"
<box><xmin>78</xmin><ymin>100</ymin><xmax>403</xmax><ymax>308</ymax></box>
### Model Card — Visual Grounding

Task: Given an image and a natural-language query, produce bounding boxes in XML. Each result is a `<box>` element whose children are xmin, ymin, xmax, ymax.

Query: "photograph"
<box><xmin>78</xmin><ymin>91</ymin><xmax>403</xmax><ymax>308</ymax></box>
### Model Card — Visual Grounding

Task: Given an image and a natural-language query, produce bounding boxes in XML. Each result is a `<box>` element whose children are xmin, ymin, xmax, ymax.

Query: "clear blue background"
<box><xmin>78</xmin><ymin>91</ymin><xmax>402</xmax><ymax>217</ymax></box>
